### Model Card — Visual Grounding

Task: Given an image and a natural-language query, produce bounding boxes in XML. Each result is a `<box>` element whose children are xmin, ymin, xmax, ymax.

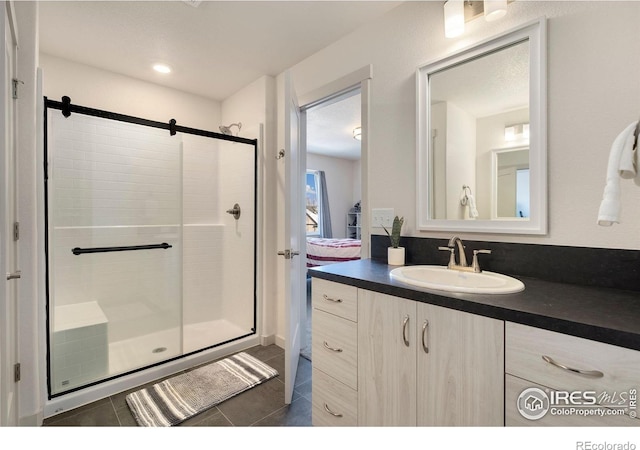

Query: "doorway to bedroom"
<box><xmin>301</xmin><ymin>88</ymin><xmax>362</xmax><ymax>360</ymax></box>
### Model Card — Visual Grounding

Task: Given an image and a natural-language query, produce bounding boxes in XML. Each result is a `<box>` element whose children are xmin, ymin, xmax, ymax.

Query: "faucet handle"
<box><xmin>438</xmin><ymin>246</ymin><xmax>456</xmax><ymax>269</ymax></box>
<box><xmin>471</xmin><ymin>249</ymin><xmax>491</xmax><ymax>273</ymax></box>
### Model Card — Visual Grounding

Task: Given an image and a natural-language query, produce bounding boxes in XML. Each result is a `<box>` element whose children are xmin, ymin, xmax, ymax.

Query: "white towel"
<box><xmin>467</xmin><ymin>194</ymin><xmax>479</xmax><ymax>219</ymax></box>
<box><xmin>618</xmin><ymin>127</ymin><xmax>637</xmax><ymax>179</ymax></box>
<box><xmin>597</xmin><ymin>121</ymin><xmax>639</xmax><ymax>226</ymax></box>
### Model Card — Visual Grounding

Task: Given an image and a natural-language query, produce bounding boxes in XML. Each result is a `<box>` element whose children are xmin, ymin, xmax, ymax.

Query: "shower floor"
<box><xmin>108</xmin><ymin>319</ymin><xmax>249</xmax><ymax>376</ymax></box>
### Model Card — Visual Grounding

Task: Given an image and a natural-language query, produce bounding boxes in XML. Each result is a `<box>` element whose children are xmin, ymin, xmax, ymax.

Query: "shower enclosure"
<box><xmin>44</xmin><ymin>98</ymin><xmax>258</xmax><ymax>397</ymax></box>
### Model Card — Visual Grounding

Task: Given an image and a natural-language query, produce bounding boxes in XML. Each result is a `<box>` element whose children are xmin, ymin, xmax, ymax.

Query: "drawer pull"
<box><xmin>323</xmin><ymin>341</ymin><xmax>343</xmax><ymax>353</ymax></box>
<box><xmin>421</xmin><ymin>320</ymin><xmax>429</xmax><ymax>354</ymax></box>
<box><xmin>323</xmin><ymin>403</ymin><xmax>343</xmax><ymax>418</ymax></box>
<box><xmin>402</xmin><ymin>315</ymin><xmax>410</xmax><ymax>347</ymax></box>
<box><xmin>323</xmin><ymin>294</ymin><xmax>343</xmax><ymax>303</ymax></box>
<box><xmin>542</xmin><ymin>355</ymin><xmax>604</xmax><ymax>378</ymax></box>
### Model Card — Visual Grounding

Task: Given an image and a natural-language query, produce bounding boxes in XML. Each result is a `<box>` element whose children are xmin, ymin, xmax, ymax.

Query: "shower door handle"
<box><xmin>6</xmin><ymin>270</ymin><xmax>21</xmax><ymax>280</ymax></box>
<box><xmin>277</xmin><ymin>249</ymin><xmax>300</xmax><ymax>260</ymax></box>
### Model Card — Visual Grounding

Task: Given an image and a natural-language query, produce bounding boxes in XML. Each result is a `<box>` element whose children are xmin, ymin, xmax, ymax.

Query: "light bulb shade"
<box><xmin>444</xmin><ymin>0</ymin><xmax>464</xmax><ymax>38</ymax></box>
<box><xmin>484</xmin><ymin>0</ymin><xmax>507</xmax><ymax>22</ymax></box>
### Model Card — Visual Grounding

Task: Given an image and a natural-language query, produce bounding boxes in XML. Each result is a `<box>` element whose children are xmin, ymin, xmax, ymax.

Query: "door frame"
<box><xmin>295</xmin><ymin>66</ymin><xmax>372</xmax><ymax>369</ymax></box>
<box><xmin>1</xmin><ymin>0</ymin><xmax>19</xmax><ymax>427</ymax></box>
<box><xmin>299</xmin><ymin>64</ymin><xmax>372</xmax><ymax>260</ymax></box>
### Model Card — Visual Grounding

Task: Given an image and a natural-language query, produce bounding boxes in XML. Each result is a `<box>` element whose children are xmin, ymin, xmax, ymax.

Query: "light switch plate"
<box><xmin>371</xmin><ymin>208</ymin><xmax>394</xmax><ymax>228</ymax></box>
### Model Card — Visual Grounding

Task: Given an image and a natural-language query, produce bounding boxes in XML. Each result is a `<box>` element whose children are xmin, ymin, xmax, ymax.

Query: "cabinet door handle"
<box><xmin>324</xmin><ymin>403</ymin><xmax>343</xmax><ymax>418</ymax></box>
<box><xmin>323</xmin><ymin>341</ymin><xmax>343</xmax><ymax>353</ymax></box>
<box><xmin>402</xmin><ymin>315</ymin><xmax>410</xmax><ymax>347</ymax></box>
<box><xmin>323</xmin><ymin>294</ymin><xmax>343</xmax><ymax>303</ymax></box>
<box><xmin>421</xmin><ymin>320</ymin><xmax>429</xmax><ymax>354</ymax></box>
<box><xmin>541</xmin><ymin>355</ymin><xmax>604</xmax><ymax>378</ymax></box>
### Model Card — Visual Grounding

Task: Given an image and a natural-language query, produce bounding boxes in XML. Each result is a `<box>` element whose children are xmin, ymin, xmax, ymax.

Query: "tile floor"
<box><xmin>42</xmin><ymin>345</ymin><xmax>312</xmax><ymax>427</ymax></box>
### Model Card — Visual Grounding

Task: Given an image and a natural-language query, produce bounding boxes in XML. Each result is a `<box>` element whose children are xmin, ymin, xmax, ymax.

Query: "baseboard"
<box><xmin>274</xmin><ymin>334</ymin><xmax>285</xmax><ymax>349</ymax></box>
<box><xmin>260</xmin><ymin>334</ymin><xmax>275</xmax><ymax>346</ymax></box>
<box><xmin>20</xmin><ymin>411</ymin><xmax>43</xmax><ymax>426</ymax></box>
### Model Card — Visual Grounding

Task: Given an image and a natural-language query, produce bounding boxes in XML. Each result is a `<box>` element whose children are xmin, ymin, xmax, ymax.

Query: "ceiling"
<box><xmin>38</xmin><ymin>0</ymin><xmax>400</xmax><ymax>102</ymax></box>
<box><xmin>430</xmin><ymin>39</ymin><xmax>529</xmax><ymax>118</ymax></box>
<box><xmin>38</xmin><ymin>1</ymin><xmax>391</xmax><ymax>160</ymax></box>
<box><xmin>307</xmin><ymin>91</ymin><xmax>361</xmax><ymax>160</ymax></box>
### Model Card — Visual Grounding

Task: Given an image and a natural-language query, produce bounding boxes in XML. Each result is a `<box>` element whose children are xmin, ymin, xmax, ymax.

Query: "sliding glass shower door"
<box><xmin>45</xmin><ymin>100</ymin><xmax>257</xmax><ymax>397</ymax></box>
<box><xmin>47</xmin><ymin>110</ymin><xmax>184</xmax><ymax>395</ymax></box>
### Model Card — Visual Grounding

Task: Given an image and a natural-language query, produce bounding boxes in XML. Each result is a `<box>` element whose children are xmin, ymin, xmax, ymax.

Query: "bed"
<box><xmin>306</xmin><ymin>237</ymin><xmax>361</xmax><ymax>268</ymax></box>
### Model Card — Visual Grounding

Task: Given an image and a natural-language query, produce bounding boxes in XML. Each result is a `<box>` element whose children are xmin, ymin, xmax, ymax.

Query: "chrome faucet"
<box><xmin>448</xmin><ymin>236</ymin><xmax>467</xmax><ymax>267</ymax></box>
<box><xmin>438</xmin><ymin>236</ymin><xmax>491</xmax><ymax>273</ymax></box>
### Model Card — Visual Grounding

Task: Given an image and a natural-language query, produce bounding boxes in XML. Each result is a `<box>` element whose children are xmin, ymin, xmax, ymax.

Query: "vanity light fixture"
<box><xmin>483</xmin><ymin>0</ymin><xmax>507</xmax><ymax>22</ymax></box>
<box><xmin>353</xmin><ymin>127</ymin><xmax>362</xmax><ymax>141</ymax></box>
<box><xmin>153</xmin><ymin>64</ymin><xmax>172</xmax><ymax>74</ymax></box>
<box><xmin>444</xmin><ymin>0</ymin><xmax>465</xmax><ymax>39</ymax></box>
<box><xmin>444</xmin><ymin>0</ymin><xmax>510</xmax><ymax>38</ymax></box>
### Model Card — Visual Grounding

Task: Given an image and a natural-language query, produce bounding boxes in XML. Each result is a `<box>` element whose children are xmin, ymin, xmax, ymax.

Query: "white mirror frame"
<box><xmin>416</xmin><ymin>18</ymin><xmax>547</xmax><ymax>234</ymax></box>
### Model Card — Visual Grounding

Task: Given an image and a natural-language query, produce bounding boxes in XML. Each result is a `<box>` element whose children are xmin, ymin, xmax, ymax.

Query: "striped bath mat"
<box><xmin>126</xmin><ymin>352</ymin><xmax>278</xmax><ymax>427</ymax></box>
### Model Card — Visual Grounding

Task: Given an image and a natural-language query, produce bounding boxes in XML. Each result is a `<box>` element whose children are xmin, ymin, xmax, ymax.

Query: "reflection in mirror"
<box><xmin>493</xmin><ymin>147</ymin><xmax>529</xmax><ymax>219</ymax></box>
<box><xmin>430</xmin><ymin>40</ymin><xmax>529</xmax><ymax>221</ymax></box>
<box><xmin>417</xmin><ymin>19</ymin><xmax>546</xmax><ymax>234</ymax></box>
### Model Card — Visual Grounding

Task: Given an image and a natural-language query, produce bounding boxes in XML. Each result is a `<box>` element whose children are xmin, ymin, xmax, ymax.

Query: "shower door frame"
<box><xmin>43</xmin><ymin>97</ymin><xmax>259</xmax><ymax>400</ymax></box>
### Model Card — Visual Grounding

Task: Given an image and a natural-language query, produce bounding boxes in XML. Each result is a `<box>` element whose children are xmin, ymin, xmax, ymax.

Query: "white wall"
<box><xmin>221</xmin><ymin>75</ymin><xmax>277</xmax><ymax>345</ymax></box>
<box><xmin>40</xmin><ymin>53</ymin><xmax>221</xmax><ymax>131</ymax></box>
<box><xmin>445</xmin><ymin>102</ymin><xmax>476</xmax><ymax>220</ymax></box>
<box><xmin>307</xmin><ymin>153</ymin><xmax>360</xmax><ymax>239</ymax></box>
<box><xmin>476</xmin><ymin>108</ymin><xmax>530</xmax><ymax>219</ymax></box>
<box><xmin>289</xmin><ymin>1</ymin><xmax>640</xmax><ymax>250</ymax></box>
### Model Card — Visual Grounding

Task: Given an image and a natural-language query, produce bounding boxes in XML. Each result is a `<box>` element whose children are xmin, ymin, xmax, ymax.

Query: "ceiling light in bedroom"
<box><xmin>353</xmin><ymin>127</ymin><xmax>362</xmax><ymax>141</ymax></box>
<box><xmin>153</xmin><ymin>64</ymin><xmax>172</xmax><ymax>74</ymax></box>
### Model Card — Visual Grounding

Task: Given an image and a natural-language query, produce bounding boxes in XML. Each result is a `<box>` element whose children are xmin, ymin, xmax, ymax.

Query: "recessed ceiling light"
<box><xmin>153</xmin><ymin>64</ymin><xmax>171</xmax><ymax>74</ymax></box>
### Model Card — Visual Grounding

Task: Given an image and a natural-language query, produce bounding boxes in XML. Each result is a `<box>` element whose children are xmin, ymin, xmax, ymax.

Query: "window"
<box><xmin>306</xmin><ymin>170</ymin><xmax>321</xmax><ymax>236</ymax></box>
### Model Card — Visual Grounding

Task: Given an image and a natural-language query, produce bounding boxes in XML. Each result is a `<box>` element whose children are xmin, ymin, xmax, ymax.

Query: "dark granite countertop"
<box><xmin>308</xmin><ymin>258</ymin><xmax>640</xmax><ymax>352</ymax></box>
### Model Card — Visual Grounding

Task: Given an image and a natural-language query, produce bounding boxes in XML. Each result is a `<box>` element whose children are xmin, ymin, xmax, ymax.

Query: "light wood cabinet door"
<box><xmin>416</xmin><ymin>303</ymin><xmax>505</xmax><ymax>426</ymax></box>
<box><xmin>312</xmin><ymin>309</ymin><xmax>358</xmax><ymax>390</ymax></box>
<box><xmin>358</xmin><ymin>290</ymin><xmax>417</xmax><ymax>426</ymax></box>
<box><xmin>506</xmin><ymin>322</ymin><xmax>640</xmax><ymax>396</ymax></box>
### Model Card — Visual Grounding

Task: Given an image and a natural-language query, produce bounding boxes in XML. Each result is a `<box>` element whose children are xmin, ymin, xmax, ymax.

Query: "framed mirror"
<box><xmin>417</xmin><ymin>19</ymin><xmax>547</xmax><ymax>234</ymax></box>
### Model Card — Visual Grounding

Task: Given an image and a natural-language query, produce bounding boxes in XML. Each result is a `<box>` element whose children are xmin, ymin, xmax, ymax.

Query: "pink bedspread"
<box><xmin>306</xmin><ymin>238</ymin><xmax>361</xmax><ymax>268</ymax></box>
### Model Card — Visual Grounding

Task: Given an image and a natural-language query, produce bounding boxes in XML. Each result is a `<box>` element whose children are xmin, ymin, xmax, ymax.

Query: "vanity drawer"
<box><xmin>312</xmin><ymin>278</ymin><xmax>357</xmax><ymax>322</ymax></box>
<box><xmin>313</xmin><ymin>308</ymin><xmax>358</xmax><ymax>390</ymax></box>
<box><xmin>312</xmin><ymin>368</ymin><xmax>357</xmax><ymax>426</ymax></box>
<box><xmin>505</xmin><ymin>374</ymin><xmax>639</xmax><ymax>426</ymax></box>
<box><xmin>506</xmin><ymin>322</ymin><xmax>640</xmax><ymax>395</ymax></box>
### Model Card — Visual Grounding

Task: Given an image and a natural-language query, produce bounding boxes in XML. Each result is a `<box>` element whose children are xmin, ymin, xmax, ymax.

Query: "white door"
<box><xmin>1</xmin><ymin>0</ymin><xmax>19</xmax><ymax>427</ymax></box>
<box><xmin>280</xmin><ymin>71</ymin><xmax>306</xmax><ymax>404</ymax></box>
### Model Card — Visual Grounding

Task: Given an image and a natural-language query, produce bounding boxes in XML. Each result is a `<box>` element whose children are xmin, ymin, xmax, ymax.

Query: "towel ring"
<box><xmin>460</xmin><ymin>185</ymin><xmax>472</xmax><ymax>206</ymax></box>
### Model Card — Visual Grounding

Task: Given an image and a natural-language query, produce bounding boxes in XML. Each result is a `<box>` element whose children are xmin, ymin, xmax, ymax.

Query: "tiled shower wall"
<box><xmin>49</xmin><ymin>112</ymin><xmax>254</xmax><ymax>352</ymax></box>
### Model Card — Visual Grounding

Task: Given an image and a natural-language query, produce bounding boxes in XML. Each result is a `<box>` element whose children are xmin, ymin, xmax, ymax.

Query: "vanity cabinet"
<box><xmin>505</xmin><ymin>322</ymin><xmax>640</xmax><ymax>426</ymax></box>
<box><xmin>311</xmin><ymin>279</ymin><xmax>358</xmax><ymax>426</ymax></box>
<box><xmin>416</xmin><ymin>301</ymin><xmax>504</xmax><ymax>426</ymax></box>
<box><xmin>357</xmin><ymin>289</ymin><xmax>504</xmax><ymax>426</ymax></box>
<box><xmin>357</xmin><ymin>290</ymin><xmax>417</xmax><ymax>426</ymax></box>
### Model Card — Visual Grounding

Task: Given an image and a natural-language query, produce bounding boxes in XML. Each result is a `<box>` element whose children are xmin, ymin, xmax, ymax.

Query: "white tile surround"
<box><xmin>52</xmin><ymin>302</ymin><xmax>108</xmax><ymax>393</ymax></box>
<box><xmin>47</xmin><ymin>111</ymin><xmax>256</xmax><ymax>393</ymax></box>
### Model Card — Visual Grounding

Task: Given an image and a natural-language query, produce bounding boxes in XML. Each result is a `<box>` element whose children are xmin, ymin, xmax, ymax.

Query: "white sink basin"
<box><xmin>389</xmin><ymin>265</ymin><xmax>524</xmax><ymax>294</ymax></box>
